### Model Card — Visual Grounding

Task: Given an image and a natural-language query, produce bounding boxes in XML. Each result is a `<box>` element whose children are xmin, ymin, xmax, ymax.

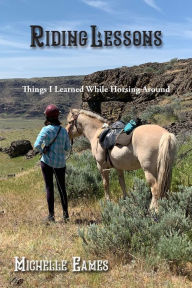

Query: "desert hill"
<box><xmin>0</xmin><ymin>75</ymin><xmax>84</xmax><ymax>117</ymax></box>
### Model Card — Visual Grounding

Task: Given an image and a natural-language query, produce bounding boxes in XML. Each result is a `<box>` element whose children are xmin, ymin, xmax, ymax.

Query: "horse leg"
<box><xmin>144</xmin><ymin>170</ymin><xmax>159</xmax><ymax>212</ymax></box>
<box><xmin>97</xmin><ymin>163</ymin><xmax>111</xmax><ymax>200</ymax></box>
<box><xmin>117</xmin><ymin>170</ymin><xmax>127</xmax><ymax>199</ymax></box>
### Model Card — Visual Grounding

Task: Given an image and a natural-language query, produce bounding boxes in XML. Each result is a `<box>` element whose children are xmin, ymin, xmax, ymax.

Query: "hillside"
<box><xmin>82</xmin><ymin>58</ymin><xmax>192</xmax><ymax>134</ymax></box>
<box><xmin>0</xmin><ymin>75</ymin><xmax>84</xmax><ymax>117</ymax></box>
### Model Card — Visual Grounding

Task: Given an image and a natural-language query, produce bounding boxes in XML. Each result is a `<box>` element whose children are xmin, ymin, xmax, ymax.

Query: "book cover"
<box><xmin>0</xmin><ymin>1</ymin><xmax>192</xmax><ymax>287</ymax></box>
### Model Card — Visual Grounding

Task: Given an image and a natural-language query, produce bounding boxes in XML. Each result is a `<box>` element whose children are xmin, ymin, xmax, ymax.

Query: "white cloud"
<box><xmin>143</xmin><ymin>0</ymin><xmax>161</xmax><ymax>12</ymax></box>
<box><xmin>81</xmin><ymin>0</ymin><xmax>112</xmax><ymax>13</ymax></box>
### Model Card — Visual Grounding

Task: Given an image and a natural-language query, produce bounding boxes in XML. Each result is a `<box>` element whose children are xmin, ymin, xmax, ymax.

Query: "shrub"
<box><xmin>121</xmin><ymin>107</ymin><xmax>138</xmax><ymax>123</ymax></box>
<box><xmin>144</xmin><ymin>67</ymin><xmax>155</xmax><ymax>73</ymax></box>
<box><xmin>65</xmin><ymin>150</ymin><xmax>103</xmax><ymax>200</ymax></box>
<box><xmin>161</xmin><ymin>58</ymin><xmax>178</xmax><ymax>72</ymax></box>
<box><xmin>79</xmin><ymin>178</ymin><xmax>192</xmax><ymax>268</ymax></box>
<box><xmin>169</xmin><ymin>57</ymin><xmax>178</xmax><ymax>64</ymax></box>
<box><xmin>182</xmin><ymin>92</ymin><xmax>192</xmax><ymax>98</ymax></box>
<box><xmin>171</xmin><ymin>136</ymin><xmax>192</xmax><ymax>190</ymax></box>
<box><xmin>165</xmin><ymin>64</ymin><xmax>173</xmax><ymax>70</ymax></box>
<box><xmin>140</xmin><ymin>101</ymin><xmax>181</xmax><ymax>123</ymax></box>
<box><xmin>73</xmin><ymin>136</ymin><xmax>91</xmax><ymax>152</ymax></box>
<box><xmin>156</xmin><ymin>67</ymin><xmax>166</xmax><ymax>74</ymax></box>
<box><xmin>157</xmin><ymin>233</ymin><xmax>192</xmax><ymax>264</ymax></box>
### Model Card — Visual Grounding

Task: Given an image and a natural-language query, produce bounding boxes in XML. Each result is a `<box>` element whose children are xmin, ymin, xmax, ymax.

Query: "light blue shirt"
<box><xmin>34</xmin><ymin>125</ymin><xmax>71</xmax><ymax>168</ymax></box>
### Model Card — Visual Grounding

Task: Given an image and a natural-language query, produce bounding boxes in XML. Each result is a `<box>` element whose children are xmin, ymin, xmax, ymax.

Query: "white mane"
<box><xmin>71</xmin><ymin>109</ymin><xmax>107</xmax><ymax>123</ymax></box>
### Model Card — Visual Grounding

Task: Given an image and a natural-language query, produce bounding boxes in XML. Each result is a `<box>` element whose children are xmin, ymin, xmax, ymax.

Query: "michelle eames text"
<box><xmin>14</xmin><ymin>257</ymin><xmax>109</xmax><ymax>272</ymax></box>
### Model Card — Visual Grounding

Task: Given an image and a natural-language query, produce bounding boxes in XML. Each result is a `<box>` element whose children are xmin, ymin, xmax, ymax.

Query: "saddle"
<box><xmin>99</xmin><ymin>121</ymin><xmax>124</xmax><ymax>150</ymax></box>
<box><xmin>99</xmin><ymin>120</ymin><xmax>137</xmax><ymax>150</ymax></box>
<box><xmin>115</xmin><ymin>131</ymin><xmax>133</xmax><ymax>147</ymax></box>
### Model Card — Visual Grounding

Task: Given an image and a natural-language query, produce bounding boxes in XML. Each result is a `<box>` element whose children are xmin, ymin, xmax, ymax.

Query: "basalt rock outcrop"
<box><xmin>81</xmin><ymin>58</ymin><xmax>192</xmax><ymax>122</ymax></box>
<box><xmin>6</xmin><ymin>140</ymin><xmax>33</xmax><ymax>158</ymax></box>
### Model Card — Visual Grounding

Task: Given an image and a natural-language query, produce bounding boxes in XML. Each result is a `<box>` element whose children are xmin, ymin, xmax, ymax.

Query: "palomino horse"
<box><xmin>66</xmin><ymin>109</ymin><xmax>177</xmax><ymax>211</ymax></box>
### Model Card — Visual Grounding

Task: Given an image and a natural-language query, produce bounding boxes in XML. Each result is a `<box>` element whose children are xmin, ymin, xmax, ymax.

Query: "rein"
<box><xmin>66</xmin><ymin>138</ymin><xmax>73</xmax><ymax>161</ymax></box>
<box><xmin>66</xmin><ymin>113</ymin><xmax>80</xmax><ymax>161</ymax></box>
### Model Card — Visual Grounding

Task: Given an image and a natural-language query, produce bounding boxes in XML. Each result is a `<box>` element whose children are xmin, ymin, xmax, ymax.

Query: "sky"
<box><xmin>0</xmin><ymin>0</ymin><xmax>192</xmax><ymax>79</ymax></box>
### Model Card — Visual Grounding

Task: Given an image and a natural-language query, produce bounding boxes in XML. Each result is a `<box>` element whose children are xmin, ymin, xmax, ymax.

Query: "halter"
<box><xmin>65</xmin><ymin>113</ymin><xmax>80</xmax><ymax>161</ymax></box>
<box><xmin>68</xmin><ymin>113</ymin><xmax>81</xmax><ymax>135</ymax></box>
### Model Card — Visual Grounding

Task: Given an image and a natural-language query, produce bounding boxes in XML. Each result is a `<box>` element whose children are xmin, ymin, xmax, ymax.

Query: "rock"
<box><xmin>165</xmin><ymin>120</ymin><xmax>192</xmax><ymax>135</ymax></box>
<box><xmin>25</xmin><ymin>149</ymin><xmax>39</xmax><ymax>159</ymax></box>
<box><xmin>7</xmin><ymin>174</ymin><xmax>15</xmax><ymax>177</ymax></box>
<box><xmin>101</xmin><ymin>101</ymin><xmax>125</xmax><ymax>121</ymax></box>
<box><xmin>10</xmin><ymin>277</ymin><xmax>24</xmax><ymax>286</ymax></box>
<box><xmin>0</xmin><ymin>147</ymin><xmax>10</xmax><ymax>153</ymax></box>
<box><xmin>7</xmin><ymin>140</ymin><xmax>33</xmax><ymax>158</ymax></box>
<box><xmin>0</xmin><ymin>136</ymin><xmax>6</xmax><ymax>141</ymax></box>
<box><xmin>81</xmin><ymin>58</ymin><xmax>192</xmax><ymax>121</ymax></box>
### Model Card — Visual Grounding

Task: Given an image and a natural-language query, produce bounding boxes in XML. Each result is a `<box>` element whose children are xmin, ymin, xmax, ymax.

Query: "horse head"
<box><xmin>66</xmin><ymin>109</ymin><xmax>83</xmax><ymax>139</ymax></box>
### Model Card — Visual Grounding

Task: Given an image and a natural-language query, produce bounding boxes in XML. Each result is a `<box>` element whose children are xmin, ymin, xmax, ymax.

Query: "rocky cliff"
<box><xmin>81</xmin><ymin>58</ymin><xmax>192</xmax><ymax>127</ymax></box>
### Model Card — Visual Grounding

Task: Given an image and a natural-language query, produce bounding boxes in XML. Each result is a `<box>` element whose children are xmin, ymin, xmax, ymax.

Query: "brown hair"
<box><xmin>44</xmin><ymin>117</ymin><xmax>61</xmax><ymax>126</ymax></box>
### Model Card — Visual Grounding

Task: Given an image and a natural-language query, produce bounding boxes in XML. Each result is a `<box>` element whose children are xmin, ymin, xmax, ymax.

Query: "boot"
<box><xmin>63</xmin><ymin>211</ymin><xmax>69</xmax><ymax>223</ymax></box>
<box><xmin>45</xmin><ymin>214</ymin><xmax>55</xmax><ymax>222</ymax></box>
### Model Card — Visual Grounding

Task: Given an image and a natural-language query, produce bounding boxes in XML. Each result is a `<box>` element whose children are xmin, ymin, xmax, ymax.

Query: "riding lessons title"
<box><xmin>30</xmin><ymin>25</ymin><xmax>163</xmax><ymax>48</ymax></box>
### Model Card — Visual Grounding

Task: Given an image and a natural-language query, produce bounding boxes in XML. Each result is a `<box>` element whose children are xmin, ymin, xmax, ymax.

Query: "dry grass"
<box><xmin>1</xmin><ymin>167</ymin><xmax>192</xmax><ymax>287</ymax></box>
<box><xmin>164</xmin><ymin>69</ymin><xmax>185</xmax><ymax>75</ymax></box>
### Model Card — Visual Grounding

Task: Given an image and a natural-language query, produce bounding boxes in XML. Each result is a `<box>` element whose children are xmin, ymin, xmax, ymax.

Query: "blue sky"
<box><xmin>0</xmin><ymin>0</ymin><xmax>192</xmax><ymax>78</ymax></box>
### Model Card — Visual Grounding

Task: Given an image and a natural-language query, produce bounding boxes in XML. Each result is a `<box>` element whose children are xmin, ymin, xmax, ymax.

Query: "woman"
<box><xmin>34</xmin><ymin>104</ymin><xmax>71</xmax><ymax>222</ymax></box>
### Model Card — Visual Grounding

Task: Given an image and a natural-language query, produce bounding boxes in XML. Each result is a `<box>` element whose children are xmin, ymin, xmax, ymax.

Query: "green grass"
<box><xmin>0</xmin><ymin>153</ymin><xmax>40</xmax><ymax>178</ymax></box>
<box><xmin>0</xmin><ymin>117</ymin><xmax>66</xmax><ymax>147</ymax></box>
<box><xmin>0</xmin><ymin>117</ymin><xmax>43</xmax><ymax>129</ymax></box>
<box><xmin>0</xmin><ymin>117</ymin><xmax>43</xmax><ymax>148</ymax></box>
<box><xmin>0</xmin><ymin>117</ymin><xmax>43</xmax><ymax>177</ymax></box>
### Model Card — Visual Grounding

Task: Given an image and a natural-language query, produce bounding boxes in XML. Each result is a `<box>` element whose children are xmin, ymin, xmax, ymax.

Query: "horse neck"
<box><xmin>79</xmin><ymin>115</ymin><xmax>103</xmax><ymax>142</ymax></box>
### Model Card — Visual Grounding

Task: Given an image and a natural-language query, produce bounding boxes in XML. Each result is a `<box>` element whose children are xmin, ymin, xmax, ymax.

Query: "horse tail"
<box><xmin>157</xmin><ymin>133</ymin><xmax>177</xmax><ymax>197</ymax></box>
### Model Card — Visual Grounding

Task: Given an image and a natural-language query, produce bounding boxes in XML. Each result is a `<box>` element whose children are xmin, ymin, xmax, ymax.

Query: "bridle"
<box><xmin>65</xmin><ymin>113</ymin><xmax>81</xmax><ymax>161</ymax></box>
<box><xmin>68</xmin><ymin>113</ymin><xmax>81</xmax><ymax>135</ymax></box>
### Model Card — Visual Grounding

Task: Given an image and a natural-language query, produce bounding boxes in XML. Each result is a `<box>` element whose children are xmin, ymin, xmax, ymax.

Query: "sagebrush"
<box><xmin>79</xmin><ymin>178</ymin><xmax>192</xmax><ymax>269</ymax></box>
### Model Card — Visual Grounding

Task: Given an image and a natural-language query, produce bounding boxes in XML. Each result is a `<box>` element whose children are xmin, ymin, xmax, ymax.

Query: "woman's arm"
<box><xmin>34</xmin><ymin>127</ymin><xmax>47</xmax><ymax>153</ymax></box>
